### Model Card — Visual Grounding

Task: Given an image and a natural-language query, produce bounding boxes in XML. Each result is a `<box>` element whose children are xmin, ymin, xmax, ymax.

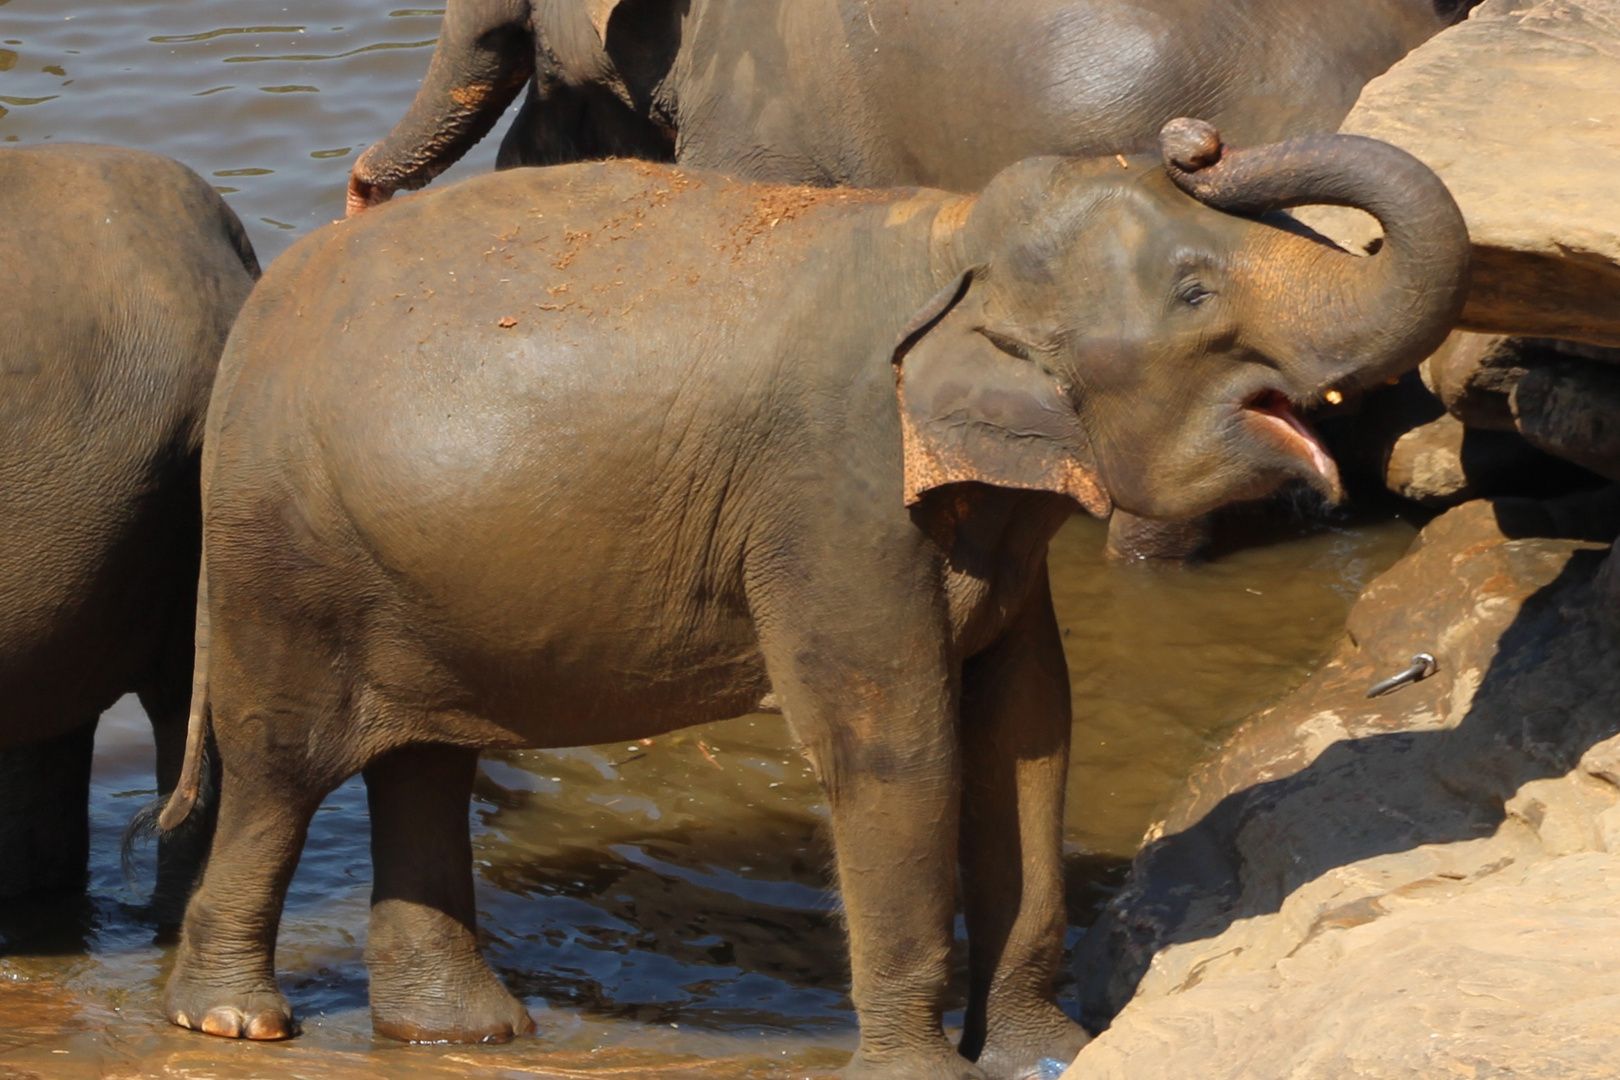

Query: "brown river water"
<box><xmin>0</xmin><ymin>4</ymin><xmax>1419</xmax><ymax>1077</ymax></box>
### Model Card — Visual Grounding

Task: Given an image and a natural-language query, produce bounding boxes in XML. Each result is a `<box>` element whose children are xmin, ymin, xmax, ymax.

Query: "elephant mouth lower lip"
<box><xmin>1242</xmin><ymin>390</ymin><xmax>1342</xmax><ymax>494</ymax></box>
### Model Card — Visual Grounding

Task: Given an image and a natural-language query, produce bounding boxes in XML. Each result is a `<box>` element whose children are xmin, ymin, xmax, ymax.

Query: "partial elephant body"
<box><xmin>171</xmin><ymin>127</ymin><xmax>1468</xmax><ymax>1079</ymax></box>
<box><xmin>347</xmin><ymin>0</ymin><xmax>1480</xmax><ymax>558</ymax></box>
<box><xmin>205</xmin><ymin>175</ymin><xmax>1010</xmax><ymax>755</ymax></box>
<box><xmin>350</xmin><ymin>0</ymin><xmax>1478</xmax><ymax>205</ymax></box>
<box><xmin>0</xmin><ymin>145</ymin><xmax>258</xmax><ymax>903</ymax></box>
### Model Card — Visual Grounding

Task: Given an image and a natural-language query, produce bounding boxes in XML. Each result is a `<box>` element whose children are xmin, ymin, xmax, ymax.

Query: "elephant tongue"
<box><xmin>1249</xmin><ymin>391</ymin><xmax>1342</xmax><ymax>494</ymax></box>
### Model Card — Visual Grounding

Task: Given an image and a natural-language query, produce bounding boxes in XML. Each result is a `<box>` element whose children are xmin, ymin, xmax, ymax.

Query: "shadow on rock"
<box><xmin>1074</xmin><ymin>492</ymin><xmax>1620</xmax><ymax>1029</ymax></box>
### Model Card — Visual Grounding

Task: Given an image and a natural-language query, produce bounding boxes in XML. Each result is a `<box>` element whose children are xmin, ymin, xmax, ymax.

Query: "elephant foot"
<box><xmin>972</xmin><ymin>1012</ymin><xmax>1091</xmax><ymax>1080</ymax></box>
<box><xmin>369</xmin><ymin>977</ymin><xmax>535</xmax><ymax>1044</ymax></box>
<box><xmin>844</xmin><ymin>1045</ymin><xmax>988</xmax><ymax>1080</ymax></box>
<box><xmin>166</xmin><ymin>981</ymin><xmax>295</xmax><ymax>1041</ymax></box>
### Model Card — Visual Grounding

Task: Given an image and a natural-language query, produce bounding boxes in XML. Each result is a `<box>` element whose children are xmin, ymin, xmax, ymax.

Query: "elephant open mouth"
<box><xmin>1242</xmin><ymin>389</ymin><xmax>1342</xmax><ymax>497</ymax></box>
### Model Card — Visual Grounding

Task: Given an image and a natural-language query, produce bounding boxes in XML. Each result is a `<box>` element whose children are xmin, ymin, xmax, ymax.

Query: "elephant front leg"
<box><xmin>956</xmin><ymin>573</ymin><xmax>1089</xmax><ymax>1079</ymax></box>
<box><xmin>758</xmin><ymin>587</ymin><xmax>983</xmax><ymax>1080</ymax></box>
<box><xmin>363</xmin><ymin>743</ymin><xmax>534</xmax><ymax>1043</ymax></box>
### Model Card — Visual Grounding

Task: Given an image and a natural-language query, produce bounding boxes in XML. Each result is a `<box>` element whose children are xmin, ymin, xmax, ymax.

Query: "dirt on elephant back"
<box><xmin>715</xmin><ymin>180</ymin><xmax>895</xmax><ymax>259</ymax></box>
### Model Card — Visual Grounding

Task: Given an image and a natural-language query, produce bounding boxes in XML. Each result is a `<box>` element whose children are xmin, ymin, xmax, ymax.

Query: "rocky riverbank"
<box><xmin>1063</xmin><ymin>496</ymin><xmax>1620</xmax><ymax>1077</ymax></box>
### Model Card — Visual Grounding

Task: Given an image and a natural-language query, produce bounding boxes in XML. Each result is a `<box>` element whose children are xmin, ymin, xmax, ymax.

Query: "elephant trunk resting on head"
<box><xmin>163</xmin><ymin>122</ymin><xmax>1467</xmax><ymax>1080</ymax></box>
<box><xmin>345</xmin><ymin>0</ymin><xmax>1483</xmax><ymax>559</ymax></box>
<box><xmin>0</xmin><ymin>145</ymin><xmax>258</xmax><ymax>914</ymax></box>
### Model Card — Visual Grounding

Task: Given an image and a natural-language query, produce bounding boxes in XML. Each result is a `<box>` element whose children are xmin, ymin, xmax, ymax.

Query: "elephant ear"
<box><xmin>892</xmin><ymin>271</ymin><xmax>1111</xmax><ymax>516</ymax></box>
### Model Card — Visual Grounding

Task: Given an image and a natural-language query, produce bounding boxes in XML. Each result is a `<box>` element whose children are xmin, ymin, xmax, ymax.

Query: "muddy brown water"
<box><xmin>1</xmin><ymin>5</ymin><xmax>1419</xmax><ymax>1076</ymax></box>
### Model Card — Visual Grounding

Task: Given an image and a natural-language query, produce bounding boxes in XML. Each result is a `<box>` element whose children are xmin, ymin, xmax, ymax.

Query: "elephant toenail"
<box><xmin>245</xmin><ymin>1013</ymin><xmax>289</xmax><ymax>1040</ymax></box>
<box><xmin>172</xmin><ymin>1011</ymin><xmax>191</xmax><ymax>1028</ymax></box>
<box><xmin>200</xmin><ymin>1008</ymin><xmax>243</xmax><ymax>1038</ymax></box>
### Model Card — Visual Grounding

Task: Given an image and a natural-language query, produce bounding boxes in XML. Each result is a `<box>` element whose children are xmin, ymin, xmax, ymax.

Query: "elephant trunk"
<box><xmin>1159</xmin><ymin>117</ymin><xmax>1470</xmax><ymax>392</ymax></box>
<box><xmin>346</xmin><ymin>1</ymin><xmax>534</xmax><ymax>216</ymax></box>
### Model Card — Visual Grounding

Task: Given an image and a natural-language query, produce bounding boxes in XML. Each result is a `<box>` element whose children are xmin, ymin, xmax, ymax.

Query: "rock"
<box><xmin>1412</xmin><ymin>331</ymin><xmax>1620</xmax><ymax>481</ymax></box>
<box><xmin>1384</xmin><ymin>411</ymin><xmax>1553</xmax><ymax>505</ymax></box>
<box><xmin>1326</xmin><ymin>371</ymin><xmax>1590</xmax><ymax>507</ymax></box>
<box><xmin>1066</xmin><ymin>854</ymin><xmax>1620</xmax><ymax>1080</ymax></box>
<box><xmin>1420</xmin><ymin>331</ymin><xmax>1535</xmax><ymax>431</ymax></box>
<box><xmin>1064</xmin><ymin>495</ymin><xmax>1620</xmax><ymax>1078</ymax></box>
<box><xmin>1513</xmin><ymin>358</ymin><xmax>1620</xmax><ymax>480</ymax></box>
<box><xmin>1298</xmin><ymin>0</ymin><xmax>1620</xmax><ymax>346</ymax></box>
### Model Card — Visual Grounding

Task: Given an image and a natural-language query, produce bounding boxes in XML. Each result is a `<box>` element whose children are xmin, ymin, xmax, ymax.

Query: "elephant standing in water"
<box><xmin>163</xmin><ymin>121</ymin><xmax>1468</xmax><ymax>1079</ymax></box>
<box><xmin>346</xmin><ymin>0</ymin><xmax>1483</xmax><ymax>555</ymax></box>
<box><xmin>0</xmin><ymin>146</ymin><xmax>258</xmax><ymax>915</ymax></box>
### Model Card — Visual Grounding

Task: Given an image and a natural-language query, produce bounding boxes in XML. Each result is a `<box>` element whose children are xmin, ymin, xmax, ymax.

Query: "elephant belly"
<box><xmin>405</xmin><ymin>565</ymin><xmax>772</xmax><ymax>750</ymax></box>
<box><xmin>308</xmin><ymin>416</ymin><xmax>775</xmax><ymax>750</ymax></box>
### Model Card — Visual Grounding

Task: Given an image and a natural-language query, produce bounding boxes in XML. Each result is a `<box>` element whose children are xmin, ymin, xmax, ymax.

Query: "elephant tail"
<box><xmin>121</xmin><ymin>555</ymin><xmax>218</xmax><ymax>902</ymax></box>
<box><xmin>158</xmin><ymin>555</ymin><xmax>214</xmax><ymax>832</ymax></box>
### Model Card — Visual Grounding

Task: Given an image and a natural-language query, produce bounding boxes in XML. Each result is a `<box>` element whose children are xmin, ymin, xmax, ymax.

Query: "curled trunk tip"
<box><xmin>1160</xmin><ymin>118</ymin><xmax>1223</xmax><ymax>172</ymax></box>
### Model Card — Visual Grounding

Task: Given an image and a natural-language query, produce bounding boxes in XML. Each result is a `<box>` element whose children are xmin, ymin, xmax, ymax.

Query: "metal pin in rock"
<box><xmin>1366</xmin><ymin>653</ymin><xmax>1437</xmax><ymax>698</ymax></box>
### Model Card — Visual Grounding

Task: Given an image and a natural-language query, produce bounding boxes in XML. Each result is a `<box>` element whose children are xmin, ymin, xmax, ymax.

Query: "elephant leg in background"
<box><xmin>0</xmin><ymin>718</ymin><xmax>98</xmax><ymax>899</ymax></box>
<box><xmin>957</xmin><ymin>571</ymin><xmax>1090</xmax><ymax>1080</ymax></box>
<box><xmin>758</xmin><ymin>565</ymin><xmax>978</xmax><ymax>1080</ymax></box>
<box><xmin>140</xmin><ymin>629</ymin><xmax>214</xmax><ymax>925</ymax></box>
<box><xmin>1104</xmin><ymin>510</ymin><xmax>1211</xmax><ymax>562</ymax></box>
<box><xmin>363</xmin><ymin>742</ymin><xmax>534</xmax><ymax>1043</ymax></box>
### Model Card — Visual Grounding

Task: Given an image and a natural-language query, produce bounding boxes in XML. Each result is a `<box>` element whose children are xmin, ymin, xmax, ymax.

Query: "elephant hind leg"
<box><xmin>165</xmin><ymin>711</ymin><xmax>337</xmax><ymax>1041</ymax></box>
<box><xmin>0</xmin><ymin>718</ymin><xmax>97</xmax><ymax>900</ymax></box>
<box><xmin>137</xmin><ymin>668</ymin><xmax>216</xmax><ymax>927</ymax></box>
<box><xmin>363</xmin><ymin>742</ymin><xmax>533</xmax><ymax>1043</ymax></box>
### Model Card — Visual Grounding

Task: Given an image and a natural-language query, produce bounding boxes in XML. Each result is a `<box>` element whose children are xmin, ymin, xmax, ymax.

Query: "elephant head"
<box><xmin>894</xmin><ymin>118</ymin><xmax>1470</xmax><ymax>521</ymax></box>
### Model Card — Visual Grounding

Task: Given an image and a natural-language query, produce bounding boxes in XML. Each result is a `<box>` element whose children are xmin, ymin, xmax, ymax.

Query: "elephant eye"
<box><xmin>1176</xmin><ymin>279</ymin><xmax>1214</xmax><ymax>307</ymax></box>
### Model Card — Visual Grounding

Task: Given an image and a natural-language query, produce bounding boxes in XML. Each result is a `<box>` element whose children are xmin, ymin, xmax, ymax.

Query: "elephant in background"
<box><xmin>163</xmin><ymin>120</ymin><xmax>1468</xmax><ymax>1080</ymax></box>
<box><xmin>345</xmin><ymin>0</ymin><xmax>1483</xmax><ymax>556</ymax></box>
<box><xmin>347</xmin><ymin>0</ymin><xmax>1482</xmax><ymax>206</ymax></box>
<box><xmin>0</xmin><ymin>145</ymin><xmax>258</xmax><ymax>918</ymax></box>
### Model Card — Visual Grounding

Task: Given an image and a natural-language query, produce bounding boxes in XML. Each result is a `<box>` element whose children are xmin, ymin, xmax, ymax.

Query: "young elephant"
<box><xmin>161</xmin><ymin>121</ymin><xmax>1467</xmax><ymax>1078</ymax></box>
<box><xmin>0</xmin><ymin>145</ymin><xmax>258</xmax><ymax>912</ymax></box>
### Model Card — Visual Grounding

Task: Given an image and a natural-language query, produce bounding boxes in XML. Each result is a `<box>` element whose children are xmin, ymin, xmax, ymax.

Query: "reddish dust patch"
<box><xmin>449</xmin><ymin>82</ymin><xmax>494</xmax><ymax>109</ymax></box>
<box><xmin>721</xmin><ymin>182</ymin><xmax>891</xmax><ymax>258</ymax></box>
<box><xmin>554</xmin><ymin>228</ymin><xmax>594</xmax><ymax>271</ymax></box>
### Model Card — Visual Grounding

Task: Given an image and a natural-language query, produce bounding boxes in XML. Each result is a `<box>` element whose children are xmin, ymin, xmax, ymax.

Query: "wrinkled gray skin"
<box><xmin>164</xmin><ymin>123</ymin><xmax>1468</xmax><ymax>1080</ymax></box>
<box><xmin>348</xmin><ymin>0</ymin><xmax>1481</xmax><ymax>207</ymax></box>
<box><xmin>0</xmin><ymin>145</ymin><xmax>258</xmax><ymax>914</ymax></box>
<box><xmin>346</xmin><ymin>0</ymin><xmax>1482</xmax><ymax>554</ymax></box>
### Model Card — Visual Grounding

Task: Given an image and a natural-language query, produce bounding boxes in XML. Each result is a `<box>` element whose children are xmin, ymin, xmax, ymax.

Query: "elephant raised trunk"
<box><xmin>1160</xmin><ymin>116</ymin><xmax>1471</xmax><ymax>393</ymax></box>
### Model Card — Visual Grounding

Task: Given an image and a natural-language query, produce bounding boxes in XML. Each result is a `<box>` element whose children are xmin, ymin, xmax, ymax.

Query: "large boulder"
<box><xmin>1298</xmin><ymin>1</ymin><xmax>1620</xmax><ymax>506</ymax></box>
<box><xmin>1300</xmin><ymin>0</ymin><xmax>1620</xmax><ymax>347</ymax></box>
<box><xmin>1063</xmin><ymin>496</ymin><xmax>1620</xmax><ymax>1078</ymax></box>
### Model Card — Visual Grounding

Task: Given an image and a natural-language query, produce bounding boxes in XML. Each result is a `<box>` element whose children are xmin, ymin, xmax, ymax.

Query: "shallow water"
<box><xmin>0</xmin><ymin>0</ymin><xmax>504</xmax><ymax>262</ymax></box>
<box><xmin>1</xmin><ymin>4</ymin><xmax>1419</xmax><ymax>1074</ymax></box>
